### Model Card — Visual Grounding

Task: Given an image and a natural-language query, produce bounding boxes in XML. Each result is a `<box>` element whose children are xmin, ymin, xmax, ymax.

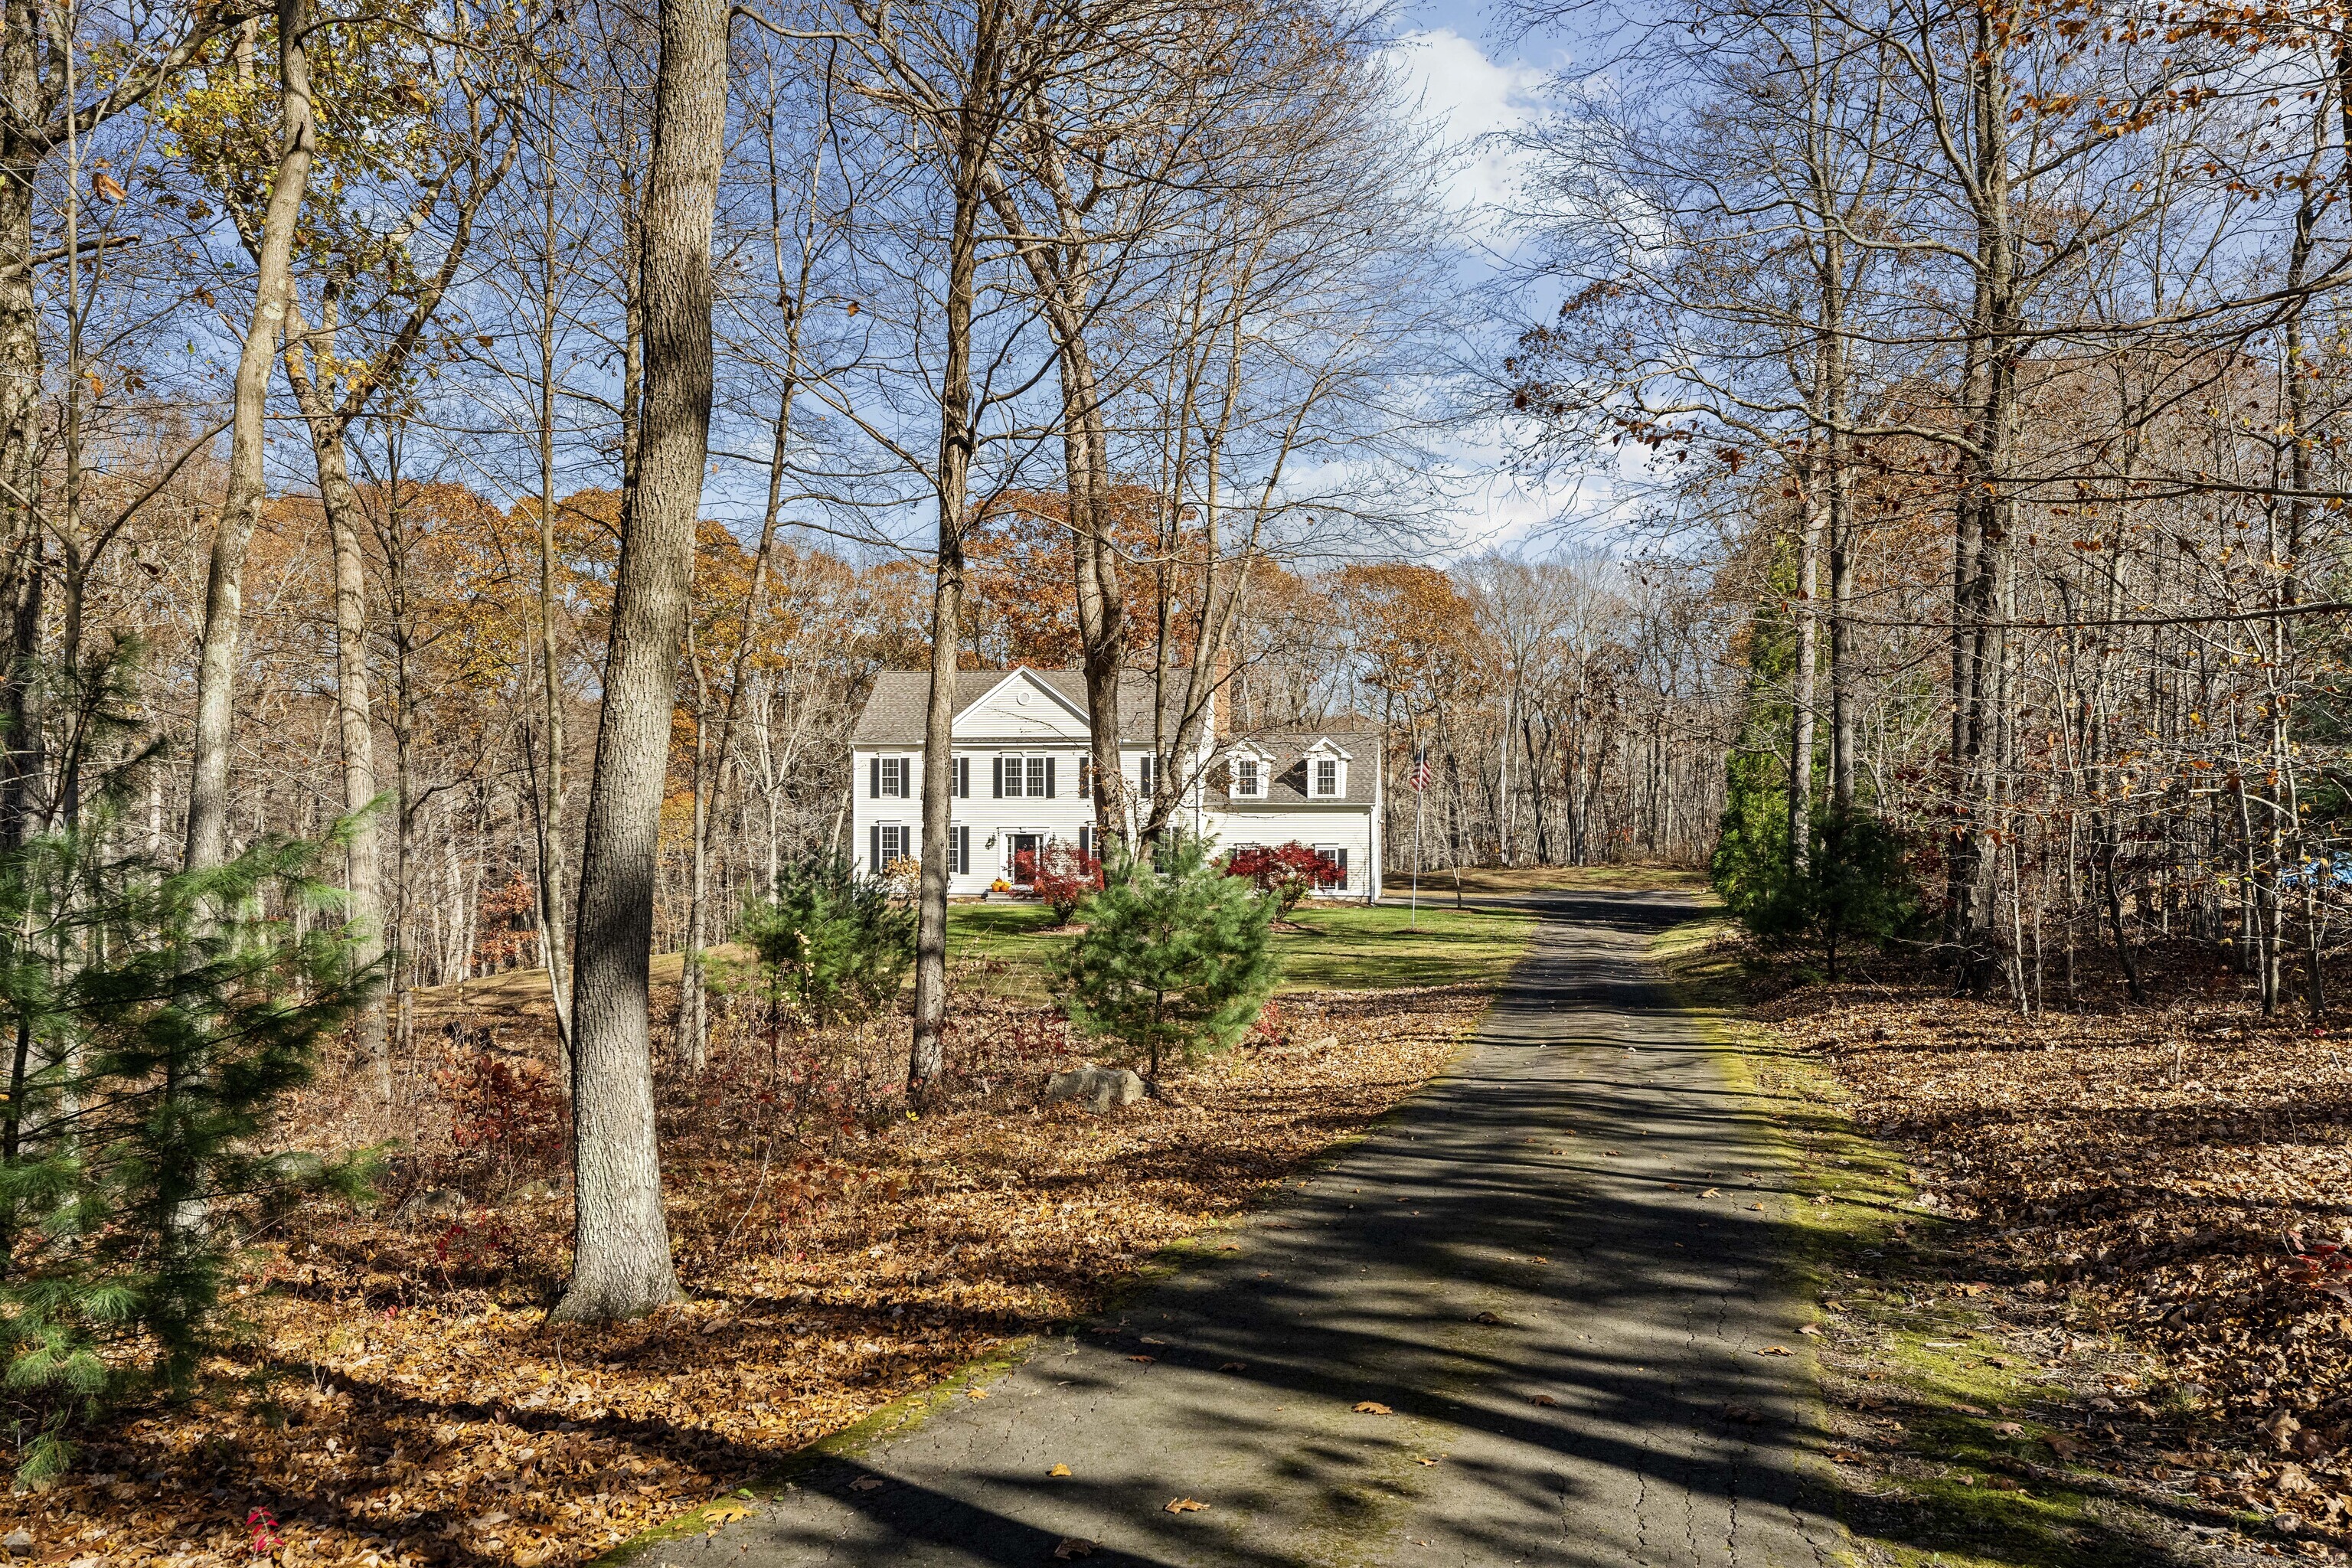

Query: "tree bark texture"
<box><xmin>907</xmin><ymin>0</ymin><xmax>1006</xmax><ymax>1097</ymax></box>
<box><xmin>282</xmin><ymin>329</ymin><xmax>390</xmax><ymax>1092</ymax></box>
<box><xmin>553</xmin><ymin>0</ymin><xmax>728</xmax><ymax>1323</ymax></box>
<box><xmin>183</xmin><ymin>0</ymin><xmax>315</xmax><ymax>875</ymax></box>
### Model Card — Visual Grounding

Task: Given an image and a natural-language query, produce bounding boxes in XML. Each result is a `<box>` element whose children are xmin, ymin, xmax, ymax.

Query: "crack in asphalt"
<box><xmin>677</xmin><ymin>890</ymin><xmax>1844</xmax><ymax>1567</ymax></box>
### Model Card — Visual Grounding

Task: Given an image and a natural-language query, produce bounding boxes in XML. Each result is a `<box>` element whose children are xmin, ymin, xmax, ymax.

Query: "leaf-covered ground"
<box><xmin>6</xmin><ymin>982</ymin><xmax>1488</xmax><ymax>1568</ymax></box>
<box><xmin>1742</xmin><ymin>936</ymin><xmax>2352</xmax><ymax>1563</ymax></box>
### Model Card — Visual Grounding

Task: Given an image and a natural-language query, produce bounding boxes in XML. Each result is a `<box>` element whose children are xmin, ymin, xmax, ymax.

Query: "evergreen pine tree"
<box><xmin>1058</xmin><ymin>835</ymin><xmax>1278</xmax><ymax>1078</ymax></box>
<box><xmin>736</xmin><ymin>851</ymin><xmax>916</xmax><ymax>1029</ymax></box>
<box><xmin>0</xmin><ymin>825</ymin><xmax>377</xmax><ymax>1478</ymax></box>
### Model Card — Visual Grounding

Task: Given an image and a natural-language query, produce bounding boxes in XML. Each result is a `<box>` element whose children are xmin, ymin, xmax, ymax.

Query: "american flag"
<box><xmin>1410</xmin><ymin>750</ymin><xmax>1430</xmax><ymax>792</ymax></box>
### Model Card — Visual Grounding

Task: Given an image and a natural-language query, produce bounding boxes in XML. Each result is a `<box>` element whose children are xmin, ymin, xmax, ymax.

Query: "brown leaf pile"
<box><xmin>1759</xmin><ymin>949</ymin><xmax>2352</xmax><ymax>1547</ymax></box>
<box><xmin>6</xmin><ymin>982</ymin><xmax>1484</xmax><ymax>1568</ymax></box>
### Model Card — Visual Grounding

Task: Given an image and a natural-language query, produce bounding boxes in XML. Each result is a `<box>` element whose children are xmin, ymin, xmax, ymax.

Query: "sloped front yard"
<box><xmin>7</xmin><ymin>959</ymin><xmax>1502</xmax><ymax>1568</ymax></box>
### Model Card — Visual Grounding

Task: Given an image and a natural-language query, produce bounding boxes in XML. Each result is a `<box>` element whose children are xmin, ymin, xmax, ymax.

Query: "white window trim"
<box><xmin>1231</xmin><ymin>757</ymin><xmax>1263</xmax><ymax>798</ymax></box>
<box><xmin>1312</xmin><ymin>756</ymin><xmax>1344</xmax><ymax>798</ymax></box>
<box><xmin>996</xmin><ymin>752</ymin><xmax>1064</xmax><ymax>799</ymax></box>
<box><xmin>873</xmin><ymin>753</ymin><xmax>915</xmax><ymax>799</ymax></box>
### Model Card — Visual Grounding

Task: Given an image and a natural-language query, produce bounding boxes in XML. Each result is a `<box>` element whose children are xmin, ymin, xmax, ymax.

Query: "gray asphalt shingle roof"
<box><xmin>851</xmin><ymin>668</ymin><xmax>1171</xmax><ymax>744</ymax></box>
<box><xmin>851</xmin><ymin>670</ymin><xmax>1379</xmax><ymax>804</ymax></box>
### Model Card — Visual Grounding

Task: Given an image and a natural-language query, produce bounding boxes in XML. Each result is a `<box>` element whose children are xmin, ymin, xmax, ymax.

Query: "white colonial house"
<box><xmin>848</xmin><ymin>665</ymin><xmax>1381</xmax><ymax>900</ymax></box>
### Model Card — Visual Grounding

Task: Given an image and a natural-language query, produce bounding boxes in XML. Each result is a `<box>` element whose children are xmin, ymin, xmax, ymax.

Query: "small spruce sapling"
<box><xmin>736</xmin><ymin>851</ymin><xmax>916</xmax><ymax>1029</ymax></box>
<box><xmin>0</xmin><ymin>825</ymin><xmax>379</xmax><ymax>1481</ymax></box>
<box><xmin>1057</xmin><ymin>835</ymin><xmax>1278</xmax><ymax>1079</ymax></box>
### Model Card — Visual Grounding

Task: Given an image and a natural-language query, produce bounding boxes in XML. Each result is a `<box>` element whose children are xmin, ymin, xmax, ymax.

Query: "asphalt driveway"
<box><xmin>675</xmin><ymin>889</ymin><xmax>1841</xmax><ymax>1566</ymax></box>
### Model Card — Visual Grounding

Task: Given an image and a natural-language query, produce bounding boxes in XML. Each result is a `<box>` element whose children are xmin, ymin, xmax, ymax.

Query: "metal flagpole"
<box><xmin>1411</xmin><ymin>747</ymin><xmax>1425</xmax><ymax>930</ymax></box>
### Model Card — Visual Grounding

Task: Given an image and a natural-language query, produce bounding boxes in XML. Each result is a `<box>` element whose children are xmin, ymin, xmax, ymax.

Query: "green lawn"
<box><xmin>946</xmin><ymin>898</ymin><xmax>1537</xmax><ymax>997</ymax></box>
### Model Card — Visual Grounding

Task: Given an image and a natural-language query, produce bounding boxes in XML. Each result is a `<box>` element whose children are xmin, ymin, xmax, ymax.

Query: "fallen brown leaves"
<box><xmin>9</xmin><ymin>980</ymin><xmax>1483</xmax><ymax>1568</ymax></box>
<box><xmin>1757</xmin><ymin>943</ymin><xmax>2352</xmax><ymax>1551</ymax></box>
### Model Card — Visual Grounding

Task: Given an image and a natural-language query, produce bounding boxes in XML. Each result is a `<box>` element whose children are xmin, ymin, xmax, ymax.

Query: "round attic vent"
<box><xmin>1014</xmin><ymin>687</ymin><xmax>1031</xmax><ymax>705</ymax></box>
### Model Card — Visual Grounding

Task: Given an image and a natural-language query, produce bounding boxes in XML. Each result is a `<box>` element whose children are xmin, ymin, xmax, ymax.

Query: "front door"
<box><xmin>1008</xmin><ymin>832</ymin><xmax>1044</xmax><ymax>884</ymax></box>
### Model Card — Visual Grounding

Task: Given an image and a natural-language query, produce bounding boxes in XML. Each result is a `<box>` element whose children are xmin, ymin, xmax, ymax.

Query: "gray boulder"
<box><xmin>1043</xmin><ymin>1063</ymin><xmax>1147</xmax><ymax>1113</ymax></box>
<box><xmin>397</xmin><ymin>1187</ymin><xmax>466</xmax><ymax>1220</ymax></box>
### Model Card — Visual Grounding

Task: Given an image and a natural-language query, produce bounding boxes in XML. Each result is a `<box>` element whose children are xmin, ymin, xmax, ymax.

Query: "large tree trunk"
<box><xmin>184</xmin><ymin>0</ymin><xmax>315</xmax><ymax>875</ymax></box>
<box><xmin>1063</xmin><ymin>342</ymin><xmax>1127</xmax><ymax>848</ymax></box>
<box><xmin>0</xmin><ymin>0</ymin><xmax>40</xmax><ymax>857</ymax></box>
<box><xmin>675</xmin><ymin>622</ymin><xmax>710</xmax><ymax>1071</ymax></box>
<box><xmin>1787</xmin><ymin>446</ymin><xmax>1822</xmax><ymax>871</ymax></box>
<box><xmin>1942</xmin><ymin>15</ymin><xmax>2014</xmax><ymax>988</ymax></box>
<box><xmin>531</xmin><ymin>119</ymin><xmax>575</xmax><ymax>1067</ymax></box>
<box><xmin>283</xmin><ymin>326</ymin><xmax>390</xmax><ymax>1096</ymax></box>
<box><xmin>551</xmin><ymin>0</ymin><xmax>727</xmax><ymax>1324</ymax></box>
<box><xmin>908</xmin><ymin>30</ymin><xmax>998</xmax><ymax>1099</ymax></box>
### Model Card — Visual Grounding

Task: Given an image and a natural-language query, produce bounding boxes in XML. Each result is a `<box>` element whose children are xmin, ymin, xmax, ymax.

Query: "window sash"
<box><xmin>1026</xmin><ymin>756</ymin><xmax>1047</xmax><ymax>797</ymax></box>
<box><xmin>1234</xmin><ymin>760</ymin><xmax>1259</xmax><ymax>796</ymax></box>
<box><xmin>1315</xmin><ymin>758</ymin><xmax>1338</xmax><ymax>796</ymax></box>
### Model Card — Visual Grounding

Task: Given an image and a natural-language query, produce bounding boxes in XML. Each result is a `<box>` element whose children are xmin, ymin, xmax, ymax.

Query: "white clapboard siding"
<box><xmin>854</xmin><ymin>742</ymin><xmax>1214</xmax><ymax>892</ymax></box>
<box><xmin>848</xmin><ymin>666</ymin><xmax>1379</xmax><ymax>899</ymax></box>
<box><xmin>1206</xmin><ymin>805</ymin><xmax>1381</xmax><ymax>899</ymax></box>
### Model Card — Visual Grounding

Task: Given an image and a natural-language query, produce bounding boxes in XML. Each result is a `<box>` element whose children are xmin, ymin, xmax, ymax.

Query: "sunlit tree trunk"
<box><xmin>185</xmin><ymin>0</ymin><xmax>315</xmax><ymax>877</ymax></box>
<box><xmin>553</xmin><ymin>0</ymin><xmax>727</xmax><ymax>1324</ymax></box>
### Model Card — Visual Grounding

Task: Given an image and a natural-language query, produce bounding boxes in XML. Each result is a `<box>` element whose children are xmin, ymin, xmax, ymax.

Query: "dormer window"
<box><xmin>1233</xmin><ymin>758</ymin><xmax>1262</xmax><ymax>798</ymax></box>
<box><xmin>1314</xmin><ymin>757</ymin><xmax>1340</xmax><ymax>797</ymax></box>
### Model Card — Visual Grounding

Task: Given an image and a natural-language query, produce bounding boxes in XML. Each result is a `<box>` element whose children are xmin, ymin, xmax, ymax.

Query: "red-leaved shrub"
<box><xmin>1032</xmin><ymin>838</ymin><xmax>1103</xmax><ymax>922</ymax></box>
<box><xmin>1225</xmin><ymin>841</ymin><xmax>1342</xmax><ymax>916</ymax></box>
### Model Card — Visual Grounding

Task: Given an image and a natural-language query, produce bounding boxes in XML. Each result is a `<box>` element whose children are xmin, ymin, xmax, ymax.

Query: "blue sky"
<box><xmin>1374</xmin><ymin>2</ymin><xmax>1621</xmax><ymax>557</ymax></box>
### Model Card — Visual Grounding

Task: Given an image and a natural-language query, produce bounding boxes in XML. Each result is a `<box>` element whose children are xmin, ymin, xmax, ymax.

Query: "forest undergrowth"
<box><xmin>0</xmin><ymin>965</ymin><xmax>1486</xmax><ymax>1568</ymax></box>
<box><xmin>1742</xmin><ymin>931</ymin><xmax>2352</xmax><ymax>1563</ymax></box>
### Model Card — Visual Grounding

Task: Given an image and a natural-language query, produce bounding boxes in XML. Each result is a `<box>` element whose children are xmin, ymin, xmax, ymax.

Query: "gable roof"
<box><xmin>852</xmin><ymin>668</ymin><xmax>1178</xmax><ymax>744</ymax></box>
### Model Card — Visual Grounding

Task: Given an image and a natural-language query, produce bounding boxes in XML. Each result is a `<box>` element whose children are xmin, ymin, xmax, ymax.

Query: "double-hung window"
<box><xmin>1315</xmin><ymin>843</ymin><xmax>1349</xmax><ymax>892</ymax></box>
<box><xmin>1314</xmin><ymin>757</ymin><xmax>1340</xmax><ymax>797</ymax></box>
<box><xmin>947</xmin><ymin>825</ymin><xmax>971</xmax><ymax>875</ymax></box>
<box><xmin>871</xmin><ymin>755</ymin><xmax>911</xmax><ymax>799</ymax></box>
<box><xmin>1233</xmin><ymin>758</ymin><xmax>1261</xmax><ymax>798</ymax></box>
<box><xmin>871</xmin><ymin>822</ymin><xmax>912</xmax><ymax>871</ymax></box>
<box><xmin>991</xmin><ymin>754</ymin><xmax>1057</xmax><ymax>798</ymax></box>
<box><xmin>1137</xmin><ymin>754</ymin><xmax>1157</xmax><ymax>799</ymax></box>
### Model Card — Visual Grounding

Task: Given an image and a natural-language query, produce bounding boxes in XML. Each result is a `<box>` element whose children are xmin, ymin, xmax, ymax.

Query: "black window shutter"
<box><xmin>1079</xmin><ymin>825</ymin><xmax>1092</xmax><ymax>861</ymax></box>
<box><xmin>900</xmin><ymin>758</ymin><xmax>912</xmax><ymax>798</ymax></box>
<box><xmin>992</xmin><ymin>756</ymin><xmax>1004</xmax><ymax>798</ymax></box>
<box><xmin>1044</xmin><ymin>758</ymin><xmax>1057</xmax><ymax>799</ymax></box>
<box><xmin>870</xmin><ymin>824</ymin><xmax>880</xmax><ymax>873</ymax></box>
<box><xmin>1334</xmin><ymin>848</ymin><xmax>1349</xmax><ymax>888</ymax></box>
<box><xmin>1078</xmin><ymin>756</ymin><xmax>1091</xmax><ymax>799</ymax></box>
<box><xmin>870</xmin><ymin>756</ymin><xmax>880</xmax><ymax>798</ymax></box>
<box><xmin>959</xmin><ymin>825</ymin><xmax>970</xmax><ymax>874</ymax></box>
<box><xmin>956</xmin><ymin>756</ymin><xmax>969</xmax><ymax>798</ymax></box>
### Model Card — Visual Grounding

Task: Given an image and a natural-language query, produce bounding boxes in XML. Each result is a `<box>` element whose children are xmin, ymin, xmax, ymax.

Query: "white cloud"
<box><xmin>1386</xmin><ymin>28</ymin><xmax>1548</xmax><ymax>238</ymax></box>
